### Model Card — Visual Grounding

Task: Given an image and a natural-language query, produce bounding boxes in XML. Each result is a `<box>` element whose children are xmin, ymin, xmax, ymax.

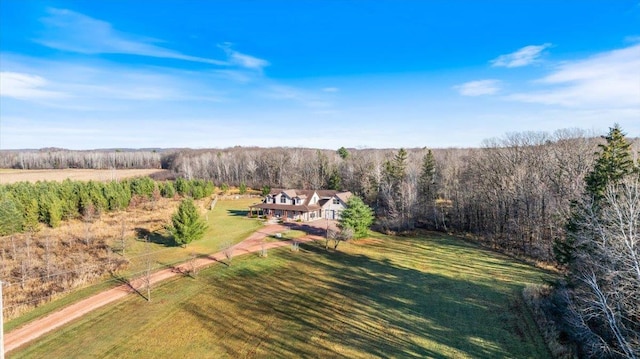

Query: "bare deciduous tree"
<box><xmin>143</xmin><ymin>237</ymin><xmax>153</xmax><ymax>302</ymax></box>
<box><xmin>188</xmin><ymin>251</ymin><xmax>199</xmax><ymax>278</ymax></box>
<box><xmin>221</xmin><ymin>241</ymin><xmax>233</xmax><ymax>266</ymax></box>
<box><xmin>568</xmin><ymin>178</ymin><xmax>640</xmax><ymax>358</ymax></box>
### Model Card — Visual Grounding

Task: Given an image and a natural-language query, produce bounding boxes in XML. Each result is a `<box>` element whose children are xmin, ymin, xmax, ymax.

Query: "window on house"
<box><xmin>295</xmin><ymin>198</ymin><xmax>301</xmax><ymax>204</ymax></box>
<box><xmin>333</xmin><ymin>198</ymin><xmax>340</xmax><ymax>204</ymax></box>
<box><xmin>280</xmin><ymin>196</ymin><xmax>287</xmax><ymax>203</ymax></box>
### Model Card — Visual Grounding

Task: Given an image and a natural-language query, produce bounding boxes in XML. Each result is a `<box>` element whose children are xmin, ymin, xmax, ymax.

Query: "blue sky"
<box><xmin>1</xmin><ymin>1</ymin><xmax>639</xmax><ymax>149</ymax></box>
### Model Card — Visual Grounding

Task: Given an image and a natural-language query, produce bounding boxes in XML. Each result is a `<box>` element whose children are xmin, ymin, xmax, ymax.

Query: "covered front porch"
<box><xmin>248</xmin><ymin>204</ymin><xmax>322</xmax><ymax>222</ymax></box>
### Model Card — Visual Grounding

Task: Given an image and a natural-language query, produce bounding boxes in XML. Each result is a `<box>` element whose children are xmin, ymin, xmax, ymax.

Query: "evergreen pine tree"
<box><xmin>556</xmin><ymin>125</ymin><xmax>636</xmax><ymax>265</ymax></box>
<box><xmin>23</xmin><ymin>198</ymin><xmax>40</xmax><ymax>232</ymax></box>
<box><xmin>337</xmin><ymin>146</ymin><xmax>349</xmax><ymax>160</ymax></box>
<box><xmin>584</xmin><ymin>124</ymin><xmax>635</xmax><ymax>201</ymax></box>
<box><xmin>327</xmin><ymin>168</ymin><xmax>342</xmax><ymax>190</ymax></box>
<box><xmin>418</xmin><ymin>149</ymin><xmax>438</xmax><ymax>227</ymax></box>
<box><xmin>418</xmin><ymin>149</ymin><xmax>436</xmax><ymax>199</ymax></box>
<box><xmin>160</xmin><ymin>181</ymin><xmax>176</xmax><ymax>198</ymax></box>
<box><xmin>0</xmin><ymin>194</ymin><xmax>24</xmax><ymax>235</ymax></box>
<box><xmin>168</xmin><ymin>198</ymin><xmax>208</xmax><ymax>247</ymax></box>
<box><xmin>338</xmin><ymin>196</ymin><xmax>374</xmax><ymax>238</ymax></box>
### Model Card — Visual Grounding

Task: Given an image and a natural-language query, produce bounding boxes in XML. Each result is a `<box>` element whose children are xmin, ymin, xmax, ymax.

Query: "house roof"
<box><xmin>335</xmin><ymin>191</ymin><xmax>353</xmax><ymax>203</ymax></box>
<box><xmin>249</xmin><ymin>203</ymin><xmax>321</xmax><ymax>212</ymax></box>
<box><xmin>263</xmin><ymin>188</ymin><xmax>351</xmax><ymax>207</ymax></box>
<box><xmin>282</xmin><ymin>189</ymin><xmax>297</xmax><ymax>198</ymax></box>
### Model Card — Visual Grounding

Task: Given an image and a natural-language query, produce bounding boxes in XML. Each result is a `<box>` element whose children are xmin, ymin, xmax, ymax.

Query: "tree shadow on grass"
<box><xmin>284</xmin><ymin>222</ymin><xmax>326</xmax><ymax>236</ymax></box>
<box><xmin>180</xmin><ymin>239</ymin><xmax>551</xmax><ymax>358</ymax></box>
<box><xmin>227</xmin><ymin>209</ymin><xmax>249</xmax><ymax>217</ymax></box>
<box><xmin>134</xmin><ymin>227</ymin><xmax>175</xmax><ymax>246</ymax></box>
<box><xmin>110</xmin><ymin>272</ymin><xmax>148</xmax><ymax>300</ymax></box>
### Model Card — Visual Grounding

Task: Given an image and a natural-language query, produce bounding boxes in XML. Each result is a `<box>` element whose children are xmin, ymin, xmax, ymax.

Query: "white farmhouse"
<box><xmin>249</xmin><ymin>189</ymin><xmax>352</xmax><ymax>222</ymax></box>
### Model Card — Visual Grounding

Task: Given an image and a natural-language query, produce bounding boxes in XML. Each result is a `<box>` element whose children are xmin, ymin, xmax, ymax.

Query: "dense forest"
<box><xmin>1</xmin><ymin>126</ymin><xmax>638</xmax><ymax>357</ymax></box>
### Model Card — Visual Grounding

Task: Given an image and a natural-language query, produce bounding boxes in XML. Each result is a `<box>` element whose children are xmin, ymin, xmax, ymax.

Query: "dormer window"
<box><xmin>295</xmin><ymin>198</ymin><xmax>301</xmax><ymax>204</ymax></box>
<box><xmin>280</xmin><ymin>196</ymin><xmax>287</xmax><ymax>203</ymax></box>
<box><xmin>333</xmin><ymin>198</ymin><xmax>340</xmax><ymax>205</ymax></box>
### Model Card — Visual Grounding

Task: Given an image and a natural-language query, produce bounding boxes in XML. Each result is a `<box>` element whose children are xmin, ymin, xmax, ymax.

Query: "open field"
<box><xmin>9</xmin><ymin>231</ymin><xmax>554</xmax><ymax>358</ymax></box>
<box><xmin>0</xmin><ymin>168</ymin><xmax>168</xmax><ymax>184</ymax></box>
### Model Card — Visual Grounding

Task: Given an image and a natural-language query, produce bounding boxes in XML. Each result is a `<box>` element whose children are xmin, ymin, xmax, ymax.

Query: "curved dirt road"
<box><xmin>5</xmin><ymin>223</ymin><xmax>325</xmax><ymax>354</ymax></box>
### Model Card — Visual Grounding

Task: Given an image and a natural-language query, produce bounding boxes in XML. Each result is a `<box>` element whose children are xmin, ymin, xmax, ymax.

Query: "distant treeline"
<box><xmin>0</xmin><ymin>149</ymin><xmax>162</xmax><ymax>169</ymax></box>
<box><xmin>0</xmin><ymin>177</ymin><xmax>214</xmax><ymax>235</ymax></box>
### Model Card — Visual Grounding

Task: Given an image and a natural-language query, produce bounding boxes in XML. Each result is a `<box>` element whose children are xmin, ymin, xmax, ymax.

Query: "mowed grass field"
<box><xmin>9</xmin><ymin>231</ymin><xmax>553</xmax><ymax>358</ymax></box>
<box><xmin>120</xmin><ymin>197</ymin><xmax>263</xmax><ymax>275</ymax></box>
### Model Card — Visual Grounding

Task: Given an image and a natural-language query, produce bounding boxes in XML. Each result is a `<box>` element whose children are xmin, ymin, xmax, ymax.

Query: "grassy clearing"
<box><xmin>121</xmin><ymin>197</ymin><xmax>262</xmax><ymax>275</ymax></box>
<box><xmin>10</xmin><ymin>230</ymin><xmax>554</xmax><ymax>358</ymax></box>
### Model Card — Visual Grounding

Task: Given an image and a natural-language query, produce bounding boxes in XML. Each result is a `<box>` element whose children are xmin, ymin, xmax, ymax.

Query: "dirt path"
<box><xmin>4</xmin><ymin>224</ymin><xmax>326</xmax><ymax>354</ymax></box>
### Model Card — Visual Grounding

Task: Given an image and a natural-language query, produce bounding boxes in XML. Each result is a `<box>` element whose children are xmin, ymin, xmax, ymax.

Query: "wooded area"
<box><xmin>160</xmin><ymin>129</ymin><xmax>638</xmax><ymax>265</ymax></box>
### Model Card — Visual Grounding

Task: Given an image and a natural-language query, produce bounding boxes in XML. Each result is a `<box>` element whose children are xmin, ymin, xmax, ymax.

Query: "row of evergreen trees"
<box><xmin>0</xmin><ymin>177</ymin><xmax>215</xmax><ymax>236</ymax></box>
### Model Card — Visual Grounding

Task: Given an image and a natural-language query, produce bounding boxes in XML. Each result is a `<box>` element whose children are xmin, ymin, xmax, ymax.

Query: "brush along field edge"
<box><xmin>4</xmin><ymin>224</ymin><xmax>322</xmax><ymax>354</ymax></box>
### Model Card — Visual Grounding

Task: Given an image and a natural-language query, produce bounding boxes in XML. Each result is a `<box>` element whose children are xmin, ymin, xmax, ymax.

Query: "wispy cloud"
<box><xmin>507</xmin><ymin>43</ymin><xmax>640</xmax><ymax>107</ymax></box>
<box><xmin>454</xmin><ymin>79</ymin><xmax>501</xmax><ymax>96</ymax></box>
<box><xmin>0</xmin><ymin>72</ymin><xmax>68</xmax><ymax>100</ymax></box>
<box><xmin>624</xmin><ymin>35</ymin><xmax>640</xmax><ymax>43</ymax></box>
<box><xmin>491</xmin><ymin>43</ymin><xmax>551</xmax><ymax>68</ymax></box>
<box><xmin>322</xmin><ymin>87</ymin><xmax>339</xmax><ymax>93</ymax></box>
<box><xmin>263</xmin><ymin>85</ymin><xmax>331</xmax><ymax>108</ymax></box>
<box><xmin>0</xmin><ymin>54</ymin><xmax>227</xmax><ymax>108</ymax></box>
<box><xmin>37</xmin><ymin>8</ymin><xmax>227</xmax><ymax>65</ymax></box>
<box><xmin>219</xmin><ymin>43</ymin><xmax>269</xmax><ymax>71</ymax></box>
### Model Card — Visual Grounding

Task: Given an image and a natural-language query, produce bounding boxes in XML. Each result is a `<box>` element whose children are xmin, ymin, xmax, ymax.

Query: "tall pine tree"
<box><xmin>338</xmin><ymin>196</ymin><xmax>374</xmax><ymax>239</ymax></box>
<box><xmin>556</xmin><ymin>125</ymin><xmax>636</xmax><ymax>265</ymax></box>
<box><xmin>584</xmin><ymin>124</ymin><xmax>635</xmax><ymax>201</ymax></box>
<box><xmin>558</xmin><ymin>125</ymin><xmax>640</xmax><ymax>357</ymax></box>
<box><xmin>418</xmin><ymin>149</ymin><xmax>438</xmax><ymax>228</ymax></box>
<box><xmin>168</xmin><ymin>198</ymin><xmax>208</xmax><ymax>247</ymax></box>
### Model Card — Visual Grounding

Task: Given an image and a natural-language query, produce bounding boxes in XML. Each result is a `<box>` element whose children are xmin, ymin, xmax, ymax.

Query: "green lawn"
<box><xmin>5</xmin><ymin>198</ymin><xmax>263</xmax><ymax>332</ymax></box>
<box><xmin>9</xmin><ymin>231</ymin><xmax>553</xmax><ymax>358</ymax></box>
<box><xmin>111</xmin><ymin>197</ymin><xmax>263</xmax><ymax>276</ymax></box>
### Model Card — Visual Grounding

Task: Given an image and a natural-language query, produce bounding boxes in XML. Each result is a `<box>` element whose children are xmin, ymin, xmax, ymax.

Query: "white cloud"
<box><xmin>38</xmin><ymin>8</ymin><xmax>227</xmax><ymax>65</ymax></box>
<box><xmin>491</xmin><ymin>43</ymin><xmax>551</xmax><ymax>68</ymax></box>
<box><xmin>507</xmin><ymin>43</ymin><xmax>640</xmax><ymax>107</ymax></box>
<box><xmin>0</xmin><ymin>72</ymin><xmax>68</xmax><ymax>99</ymax></box>
<box><xmin>322</xmin><ymin>87</ymin><xmax>339</xmax><ymax>92</ymax></box>
<box><xmin>454</xmin><ymin>79</ymin><xmax>501</xmax><ymax>96</ymax></box>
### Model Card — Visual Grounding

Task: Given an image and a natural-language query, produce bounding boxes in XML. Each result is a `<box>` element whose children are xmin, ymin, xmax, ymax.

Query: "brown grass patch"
<box><xmin>0</xmin><ymin>197</ymin><xmax>181</xmax><ymax>320</ymax></box>
<box><xmin>0</xmin><ymin>169</ymin><xmax>169</xmax><ymax>184</ymax></box>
